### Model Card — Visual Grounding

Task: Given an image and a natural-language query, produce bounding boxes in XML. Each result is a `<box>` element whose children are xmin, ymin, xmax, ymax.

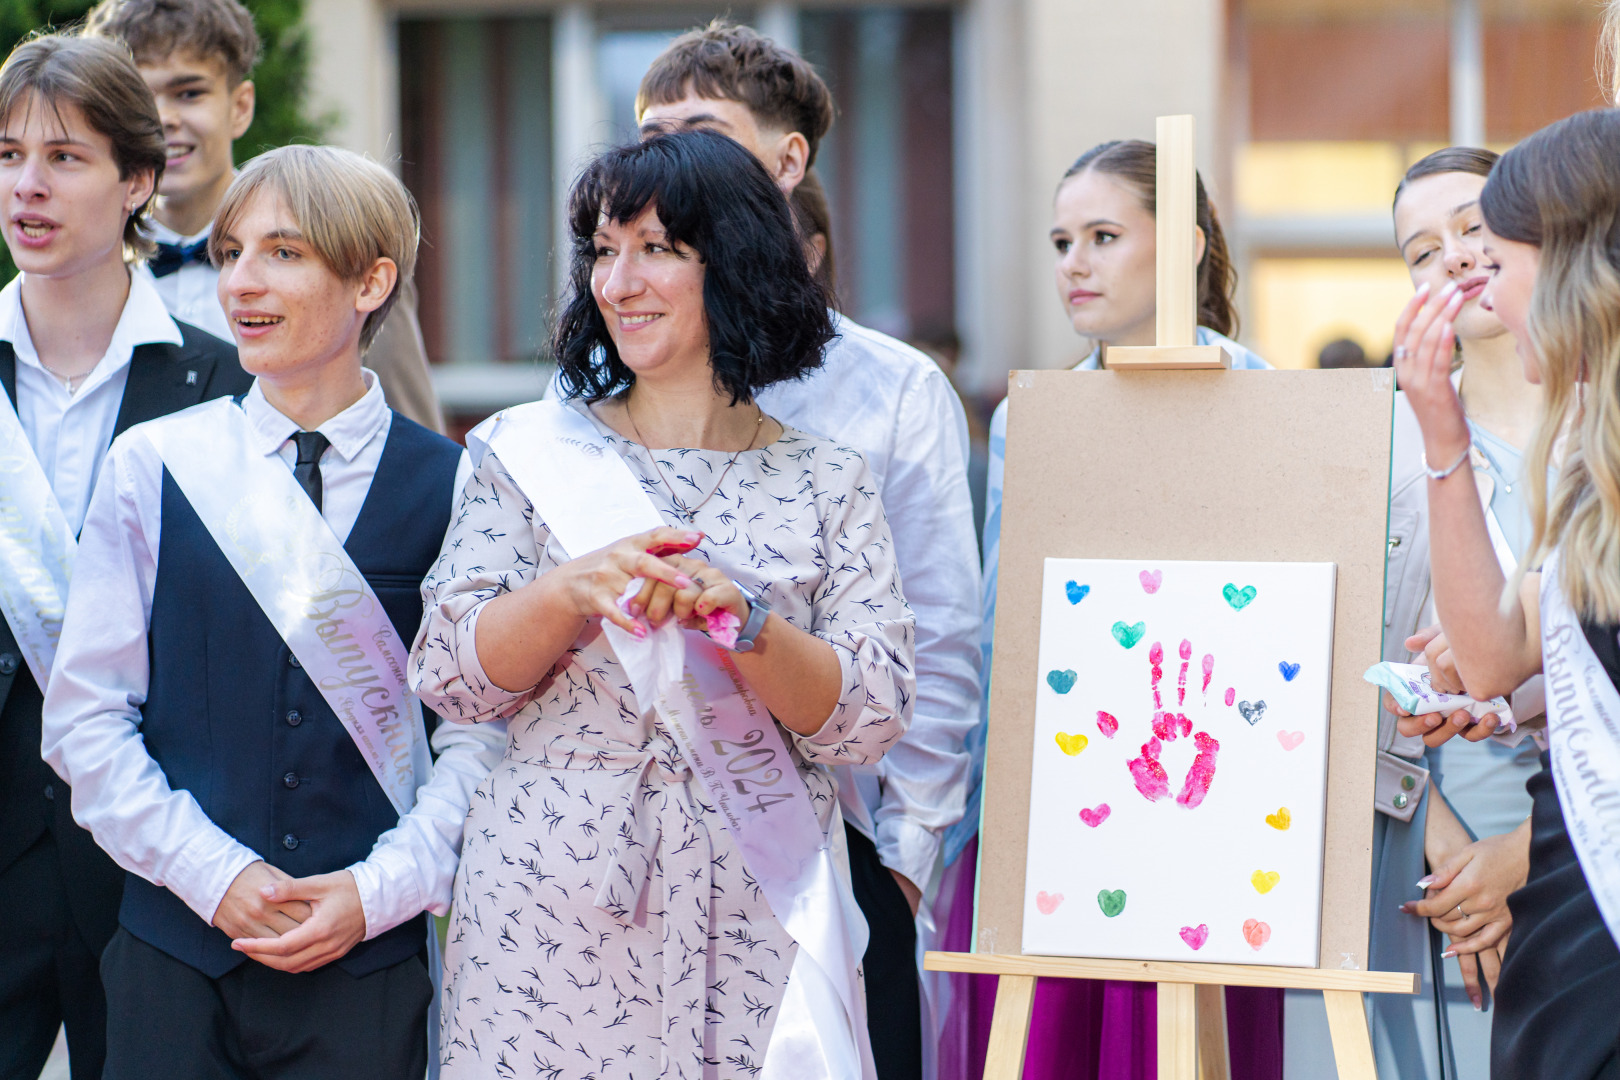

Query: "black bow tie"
<box><xmin>149</xmin><ymin>238</ymin><xmax>211</xmax><ymax>278</ymax></box>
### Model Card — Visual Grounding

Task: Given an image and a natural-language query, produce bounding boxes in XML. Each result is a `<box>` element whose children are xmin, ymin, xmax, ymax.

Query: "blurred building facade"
<box><xmin>301</xmin><ymin>0</ymin><xmax>1606</xmax><ymax>424</ymax></box>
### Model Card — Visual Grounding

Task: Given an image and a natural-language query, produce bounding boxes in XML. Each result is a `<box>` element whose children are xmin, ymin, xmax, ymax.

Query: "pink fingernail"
<box><xmin>631</xmin><ymin>624</ymin><xmax>647</xmax><ymax>639</ymax></box>
<box><xmin>675</xmin><ymin>575</ymin><xmax>694</xmax><ymax>589</ymax></box>
<box><xmin>1442</xmin><ymin>949</ymin><xmax>1457</xmax><ymax>959</ymax></box>
<box><xmin>683</xmin><ymin>531</ymin><xmax>703</xmax><ymax>543</ymax></box>
<box><xmin>1416</xmin><ymin>875</ymin><xmax>1435</xmax><ymax>888</ymax></box>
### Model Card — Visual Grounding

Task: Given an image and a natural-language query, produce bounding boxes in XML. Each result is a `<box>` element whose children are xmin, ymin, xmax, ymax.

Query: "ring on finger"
<box><xmin>1455</xmin><ymin>903</ymin><xmax>1466</xmax><ymax>917</ymax></box>
<box><xmin>1393</xmin><ymin>345</ymin><xmax>1408</xmax><ymax>361</ymax></box>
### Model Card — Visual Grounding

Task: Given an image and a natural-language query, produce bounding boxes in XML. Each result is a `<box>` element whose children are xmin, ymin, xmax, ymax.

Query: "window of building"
<box><xmin>1229</xmin><ymin>0</ymin><xmax>1606</xmax><ymax>369</ymax></box>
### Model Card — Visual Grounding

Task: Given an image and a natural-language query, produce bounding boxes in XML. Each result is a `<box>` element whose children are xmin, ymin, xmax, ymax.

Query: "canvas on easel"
<box><xmin>924</xmin><ymin>115</ymin><xmax>1415</xmax><ymax>1080</ymax></box>
<box><xmin>1023</xmin><ymin>558</ymin><xmax>1336</xmax><ymax>967</ymax></box>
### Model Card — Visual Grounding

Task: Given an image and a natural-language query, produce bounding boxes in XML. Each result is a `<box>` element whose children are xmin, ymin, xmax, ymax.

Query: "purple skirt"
<box><xmin>936</xmin><ymin>836</ymin><xmax>1284</xmax><ymax>1080</ymax></box>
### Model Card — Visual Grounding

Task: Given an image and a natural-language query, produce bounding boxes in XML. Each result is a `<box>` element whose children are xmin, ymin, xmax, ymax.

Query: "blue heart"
<box><xmin>1046</xmin><ymin>669</ymin><xmax>1078</xmax><ymax>695</ymax></box>
<box><xmin>1278</xmin><ymin>661</ymin><xmax>1301</xmax><ymax>682</ymax></box>
<box><xmin>1065</xmin><ymin>581</ymin><xmax>1091</xmax><ymax>605</ymax></box>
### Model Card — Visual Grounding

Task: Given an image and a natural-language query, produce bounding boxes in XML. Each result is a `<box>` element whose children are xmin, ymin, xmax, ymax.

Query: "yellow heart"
<box><xmin>1251</xmin><ymin>870</ymin><xmax>1281</xmax><ymax>895</ymax></box>
<box><xmin>1055</xmin><ymin>731</ymin><xmax>1089</xmax><ymax>756</ymax></box>
<box><xmin>1264</xmin><ymin>807</ymin><xmax>1291</xmax><ymax>830</ymax></box>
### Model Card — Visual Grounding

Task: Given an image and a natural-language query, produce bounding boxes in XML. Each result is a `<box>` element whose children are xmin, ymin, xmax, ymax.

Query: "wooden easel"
<box><xmin>927</xmin><ymin>116</ymin><xmax>1415</xmax><ymax>1080</ymax></box>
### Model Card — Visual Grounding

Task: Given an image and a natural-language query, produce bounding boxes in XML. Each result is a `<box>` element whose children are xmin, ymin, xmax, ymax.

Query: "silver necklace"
<box><xmin>625</xmin><ymin>400</ymin><xmax>765</xmax><ymax>523</ymax></box>
<box><xmin>40</xmin><ymin>361</ymin><xmax>89</xmax><ymax>395</ymax></box>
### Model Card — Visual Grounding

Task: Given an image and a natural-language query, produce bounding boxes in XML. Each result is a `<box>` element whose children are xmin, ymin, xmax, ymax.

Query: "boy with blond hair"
<box><xmin>0</xmin><ymin>31</ymin><xmax>249</xmax><ymax>1079</ymax></box>
<box><xmin>84</xmin><ymin>0</ymin><xmax>447</xmax><ymax>432</ymax></box>
<box><xmin>42</xmin><ymin>144</ymin><xmax>502</xmax><ymax>1078</ymax></box>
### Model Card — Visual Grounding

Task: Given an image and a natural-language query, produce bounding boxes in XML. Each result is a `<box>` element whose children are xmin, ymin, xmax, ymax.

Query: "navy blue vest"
<box><xmin>120</xmin><ymin>411</ymin><xmax>461</xmax><ymax>978</ymax></box>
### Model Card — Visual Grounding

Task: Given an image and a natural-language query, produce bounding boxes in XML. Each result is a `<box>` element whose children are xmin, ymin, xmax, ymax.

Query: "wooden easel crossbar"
<box><xmin>923</xmin><ymin>951</ymin><xmax>1417</xmax><ymax>1080</ymax></box>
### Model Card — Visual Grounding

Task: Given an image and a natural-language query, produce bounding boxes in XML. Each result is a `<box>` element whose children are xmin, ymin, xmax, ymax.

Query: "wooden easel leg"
<box><xmin>982</xmin><ymin>973</ymin><xmax>1037</xmax><ymax>1080</ymax></box>
<box><xmin>1194</xmin><ymin>984</ymin><xmax>1230</xmax><ymax>1080</ymax></box>
<box><xmin>1322</xmin><ymin>989</ymin><xmax>1378</xmax><ymax>1080</ymax></box>
<box><xmin>1157</xmin><ymin>982</ymin><xmax>1197</xmax><ymax>1080</ymax></box>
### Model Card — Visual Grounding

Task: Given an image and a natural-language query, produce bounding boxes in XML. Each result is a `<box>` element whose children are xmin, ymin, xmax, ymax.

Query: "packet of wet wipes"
<box><xmin>1363</xmin><ymin>661</ymin><xmax>1516</xmax><ymax>732</ymax></box>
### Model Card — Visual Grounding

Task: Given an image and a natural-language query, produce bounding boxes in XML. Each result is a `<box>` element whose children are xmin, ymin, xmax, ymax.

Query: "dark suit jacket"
<box><xmin>0</xmin><ymin>321</ymin><xmax>249</xmax><ymax>951</ymax></box>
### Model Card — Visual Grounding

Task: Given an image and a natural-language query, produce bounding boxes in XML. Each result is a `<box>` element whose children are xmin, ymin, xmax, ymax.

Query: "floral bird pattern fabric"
<box><xmin>410</xmin><ymin>401</ymin><xmax>916</xmax><ymax>1079</ymax></box>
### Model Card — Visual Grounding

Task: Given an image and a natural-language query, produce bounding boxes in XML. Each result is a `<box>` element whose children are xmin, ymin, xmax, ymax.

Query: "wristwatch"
<box><xmin>731</xmin><ymin>580</ymin><xmax>771</xmax><ymax>653</ymax></box>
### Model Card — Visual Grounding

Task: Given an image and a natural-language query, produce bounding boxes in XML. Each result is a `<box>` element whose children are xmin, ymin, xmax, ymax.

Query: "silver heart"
<box><xmin>1238</xmin><ymin>700</ymin><xmax>1267</xmax><ymax>725</ymax></box>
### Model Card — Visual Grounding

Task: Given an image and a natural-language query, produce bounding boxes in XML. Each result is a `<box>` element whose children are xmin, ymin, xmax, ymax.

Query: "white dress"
<box><xmin>411</xmin><ymin>402</ymin><xmax>916</xmax><ymax>1079</ymax></box>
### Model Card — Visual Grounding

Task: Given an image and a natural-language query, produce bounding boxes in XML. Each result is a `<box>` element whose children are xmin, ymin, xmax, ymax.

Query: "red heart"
<box><xmin>1242</xmin><ymin>918</ymin><xmax>1271</xmax><ymax>950</ymax></box>
<box><xmin>1179</xmin><ymin>924</ymin><xmax>1209</xmax><ymax>950</ymax></box>
<box><xmin>1095</xmin><ymin>710</ymin><xmax>1119</xmax><ymax>738</ymax></box>
<box><xmin>1036</xmin><ymin>891</ymin><xmax>1064</xmax><ymax>915</ymax></box>
<box><xmin>1078</xmin><ymin>804</ymin><xmax>1111</xmax><ymax>828</ymax></box>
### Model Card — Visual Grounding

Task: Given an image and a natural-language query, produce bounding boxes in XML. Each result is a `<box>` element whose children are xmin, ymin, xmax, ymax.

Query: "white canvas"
<box><xmin>1020</xmin><ymin>558</ymin><xmax>1337</xmax><ymax>967</ymax></box>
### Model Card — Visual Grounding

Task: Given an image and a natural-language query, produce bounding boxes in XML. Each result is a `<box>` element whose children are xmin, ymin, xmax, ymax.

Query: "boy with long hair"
<box><xmin>0</xmin><ymin>32</ymin><xmax>248</xmax><ymax>1079</ymax></box>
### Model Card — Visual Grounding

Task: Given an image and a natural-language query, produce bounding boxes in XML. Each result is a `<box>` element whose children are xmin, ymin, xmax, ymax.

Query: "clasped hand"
<box><xmin>213</xmin><ymin>861</ymin><xmax>368</xmax><ymax>973</ymax></box>
<box><xmin>553</xmin><ymin>526</ymin><xmax>748</xmax><ymax>638</ymax></box>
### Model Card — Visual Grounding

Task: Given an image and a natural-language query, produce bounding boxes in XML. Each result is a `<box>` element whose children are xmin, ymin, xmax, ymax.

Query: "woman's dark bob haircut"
<box><xmin>554</xmin><ymin>128</ymin><xmax>835</xmax><ymax>405</ymax></box>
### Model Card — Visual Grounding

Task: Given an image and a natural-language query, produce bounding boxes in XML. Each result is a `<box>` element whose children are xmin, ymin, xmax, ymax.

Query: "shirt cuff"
<box><xmin>347</xmin><ymin>846</ymin><xmax>433</xmax><ymax>941</ymax></box>
<box><xmin>873</xmin><ymin>817</ymin><xmax>941</xmax><ymax>895</ymax></box>
<box><xmin>175</xmin><ymin>836</ymin><xmax>264</xmax><ymax>926</ymax></box>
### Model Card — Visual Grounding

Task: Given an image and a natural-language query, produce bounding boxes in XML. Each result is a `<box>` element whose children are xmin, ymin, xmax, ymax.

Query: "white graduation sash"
<box><xmin>0</xmin><ymin>385</ymin><xmax>75</xmax><ymax>688</ymax></box>
<box><xmin>1539</xmin><ymin>550</ymin><xmax>1620</xmax><ymax>946</ymax></box>
<box><xmin>470</xmin><ymin>399</ymin><xmax>875</xmax><ymax>1080</ymax></box>
<box><xmin>141</xmin><ymin>398</ymin><xmax>429</xmax><ymax>816</ymax></box>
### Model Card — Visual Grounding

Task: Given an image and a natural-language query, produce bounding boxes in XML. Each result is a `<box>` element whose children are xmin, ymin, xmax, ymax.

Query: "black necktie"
<box><xmin>292</xmin><ymin>431</ymin><xmax>330</xmax><ymax>512</ymax></box>
<box><xmin>149</xmin><ymin>238</ymin><xmax>210</xmax><ymax>278</ymax></box>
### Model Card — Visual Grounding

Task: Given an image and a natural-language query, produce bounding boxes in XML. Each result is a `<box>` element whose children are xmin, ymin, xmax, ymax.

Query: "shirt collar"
<box><xmin>241</xmin><ymin>367</ymin><xmax>390</xmax><ymax>463</ymax></box>
<box><xmin>143</xmin><ymin>217</ymin><xmax>212</xmax><ymax>247</ymax></box>
<box><xmin>0</xmin><ymin>268</ymin><xmax>184</xmax><ymax>376</ymax></box>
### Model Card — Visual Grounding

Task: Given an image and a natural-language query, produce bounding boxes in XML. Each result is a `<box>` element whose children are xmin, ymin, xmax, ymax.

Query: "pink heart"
<box><xmin>1276</xmin><ymin>731</ymin><xmax>1304</xmax><ymax>751</ymax></box>
<box><xmin>1139</xmin><ymin>569</ymin><xmax>1163</xmax><ymax>594</ymax></box>
<box><xmin>1242</xmin><ymin>918</ymin><xmax>1271</xmax><ymax>950</ymax></box>
<box><xmin>1078</xmin><ymin>804</ymin><xmax>1111</xmax><ymax>828</ymax></box>
<box><xmin>1179</xmin><ymin>924</ymin><xmax>1209</xmax><ymax>950</ymax></box>
<box><xmin>1095</xmin><ymin>710</ymin><xmax>1119</xmax><ymax>739</ymax></box>
<box><xmin>1036</xmin><ymin>891</ymin><xmax>1064</xmax><ymax>915</ymax></box>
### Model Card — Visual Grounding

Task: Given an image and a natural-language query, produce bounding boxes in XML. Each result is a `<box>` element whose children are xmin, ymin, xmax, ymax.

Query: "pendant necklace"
<box><xmin>625</xmin><ymin>400</ymin><xmax>766</xmax><ymax>523</ymax></box>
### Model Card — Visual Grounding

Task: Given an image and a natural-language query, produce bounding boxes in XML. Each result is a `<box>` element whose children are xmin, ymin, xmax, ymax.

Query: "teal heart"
<box><xmin>1110</xmin><ymin>621</ymin><xmax>1146</xmax><ymax>649</ymax></box>
<box><xmin>1223</xmin><ymin>584</ymin><xmax>1258</xmax><ymax>611</ymax></box>
<box><xmin>1046</xmin><ymin>669</ymin><xmax>1078</xmax><ymax>695</ymax></box>
<box><xmin>1097</xmin><ymin>889</ymin><xmax>1127</xmax><ymax>918</ymax></box>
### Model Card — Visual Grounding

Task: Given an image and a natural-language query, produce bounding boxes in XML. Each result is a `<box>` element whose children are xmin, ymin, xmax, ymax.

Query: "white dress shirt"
<box><xmin>756</xmin><ymin>313</ymin><xmax>982</xmax><ymax>891</ymax></box>
<box><xmin>40</xmin><ymin>371</ymin><xmax>500</xmax><ymax>941</ymax></box>
<box><xmin>1</xmin><ymin>270</ymin><xmax>183</xmax><ymax>533</ymax></box>
<box><xmin>136</xmin><ymin>218</ymin><xmax>232</xmax><ymax>342</ymax></box>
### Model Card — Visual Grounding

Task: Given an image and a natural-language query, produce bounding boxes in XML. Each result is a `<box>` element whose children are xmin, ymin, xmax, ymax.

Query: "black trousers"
<box><xmin>0</xmin><ymin>833</ymin><xmax>108</xmax><ymax>1080</ymax></box>
<box><xmin>846</xmin><ymin>822</ymin><xmax>923</xmax><ymax>1080</ymax></box>
<box><xmin>100</xmin><ymin>928</ymin><xmax>431</xmax><ymax>1080</ymax></box>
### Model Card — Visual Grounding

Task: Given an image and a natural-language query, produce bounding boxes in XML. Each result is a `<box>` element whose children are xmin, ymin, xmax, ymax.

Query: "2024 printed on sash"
<box><xmin>1023</xmin><ymin>558</ymin><xmax>1337</xmax><ymax>967</ymax></box>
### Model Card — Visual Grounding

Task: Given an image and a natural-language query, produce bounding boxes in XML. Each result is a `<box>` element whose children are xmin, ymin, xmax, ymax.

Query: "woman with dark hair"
<box><xmin>1391</xmin><ymin>108</ymin><xmax>1620</xmax><ymax>1080</ymax></box>
<box><xmin>412</xmin><ymin>129</ymin><xmax>915</xmax><ymax>1078</ymax></box>
<box><xmin>1364</xmin><ymin>146</ymin><xmax>1544</xmax><ymax>1080</ymax></box>
<box><xmin>937</xmin><ymin>142</ymin><xmax>1278</xmax><ymax>1080</ymax></box>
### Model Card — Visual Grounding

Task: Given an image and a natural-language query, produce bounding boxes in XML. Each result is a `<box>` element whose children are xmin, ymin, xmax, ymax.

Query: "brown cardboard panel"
<box><xmin>978</xmin><ymin>367</ymin><xmax>1394</xmax><ymax>971</ymax></box>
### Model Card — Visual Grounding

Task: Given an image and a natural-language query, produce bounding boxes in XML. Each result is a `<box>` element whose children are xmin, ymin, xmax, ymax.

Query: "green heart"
<box><xmin>1110</xmin><ymin>621</ymin><xmax>1146</xmax><ymax>649</ymax></box>
<box><xmin>1097</xmin><ymin>889</ymin><xmax>1127</xmax><ymax>918</ymax></box>
<box><xmin>1222</xmin><ymin>583</ymin><xmax>1258</xmax><ymax>611</ymax></box>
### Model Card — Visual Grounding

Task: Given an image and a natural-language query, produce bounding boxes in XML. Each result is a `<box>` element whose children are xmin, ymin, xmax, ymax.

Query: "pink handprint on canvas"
<box><xmin>1126</xmin><ymin>639</ymin><xmax>1220</xmax><ymax>808</ymax></box>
